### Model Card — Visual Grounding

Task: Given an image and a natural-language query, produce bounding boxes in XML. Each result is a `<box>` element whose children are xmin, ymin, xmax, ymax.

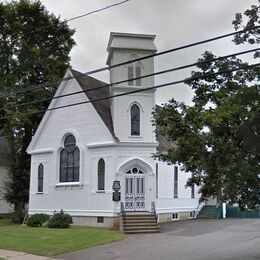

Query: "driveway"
<box><xmin>56</xmin><ymin>218</ymin><xmax>260</xmax><ymax>260</ymax></box>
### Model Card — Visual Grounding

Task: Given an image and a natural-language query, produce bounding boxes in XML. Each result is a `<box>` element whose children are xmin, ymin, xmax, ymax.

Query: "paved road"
<box><xmin>56</xmin><ymin>218</ymin><xmax>260</xmax><ymax>260</ymax></box>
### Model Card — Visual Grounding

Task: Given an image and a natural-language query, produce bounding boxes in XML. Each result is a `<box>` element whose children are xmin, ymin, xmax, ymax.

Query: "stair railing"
<box><xmin>195</xmin><ymin>202</ymin><xmax>204</xmax><ymax>218</ymax></box>
<box><xmin>151</xmin><ymin>201</ymin><xmax>158</xmax><ymax>222</ymax></box>
<box><xmin>216</xmin><ymin>202</ymin><xmax>223</xmax><ymax>219</ymax></box>
<box><xmin>120</xmin><ymin>202</ymin><xmax>126</xmax><ymax>231</ymax></box>
<box><xmin>120</xmin><ymin>202</ymin><xmax>126</xmax><ymax>217</ymax></box>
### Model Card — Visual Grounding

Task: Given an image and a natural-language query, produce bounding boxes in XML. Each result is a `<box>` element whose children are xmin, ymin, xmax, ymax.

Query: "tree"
<box><xmin>0</xmin><ymin>0</ymin><xmax>75</xmax><ymax>222</ymax></box>
<box><xmin>154</xmin><ymin>2</ymin><xmax>259</xmax><ymax>209</ymax></box>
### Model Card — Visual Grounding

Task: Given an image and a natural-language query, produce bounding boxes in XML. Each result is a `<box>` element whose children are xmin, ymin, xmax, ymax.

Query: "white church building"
<box><xmin>27</xmin><ymin>32</ymin><xmax>200</xmax><ymax>229</ymax></box>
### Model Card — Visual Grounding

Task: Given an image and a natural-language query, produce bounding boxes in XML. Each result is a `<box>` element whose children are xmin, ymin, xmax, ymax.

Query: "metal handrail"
<box><xmin>195</xmin><ymin>202</ymin><xmax>204</xmax><ymax>217</ymax></box>
<box><xmin>120</xmin><ymin>202</ymin><xmax>125</xmax><ymax>215</ymax></box>
<box><xmin>151</xmin><ymin>201</ymin><xmax>158</xmax><ymax>222</ymax></box>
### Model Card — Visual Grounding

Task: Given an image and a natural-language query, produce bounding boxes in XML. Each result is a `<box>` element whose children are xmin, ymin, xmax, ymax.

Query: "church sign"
<box><xmin>112</xmin><ymin>181</ymin><xmax>121</xmax><ymax>202</ymax></box>
<box><xmin>112</xmin><ymin>180</ymin><xmax>121</xmax><ymax>192</ymax></box>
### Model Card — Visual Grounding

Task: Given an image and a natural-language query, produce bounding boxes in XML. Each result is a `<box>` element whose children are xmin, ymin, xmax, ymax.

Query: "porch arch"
<box><xmin>117</xmin><ymin>158</ymin><xmax>153</xmax><ymax>175</ymax></box>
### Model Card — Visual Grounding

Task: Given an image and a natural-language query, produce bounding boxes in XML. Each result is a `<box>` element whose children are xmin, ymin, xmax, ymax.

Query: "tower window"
<box><xmin>128</xmin><ymin>65</ymin><xmax>134</xmax><ymax>86</ymax></box>
<box><xmin>130</xmin><ymin>104</ymin><xmax>140</xmax><ymax>136</ymax></box>
<box><xmin>127</xmin><ymin>54</ymin><xmax>143</xmax><ymax>86</ymax></box>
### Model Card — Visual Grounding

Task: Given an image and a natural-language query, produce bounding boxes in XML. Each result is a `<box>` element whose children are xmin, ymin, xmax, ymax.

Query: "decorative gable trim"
<box><xmin>27</xmin><ymin>69</ymin><xmax>72</xmax><ymax>154</ymax></box>
<box><xmin>117</xmin><ymin>157</ymin><xmax>154</xmax><ymax>175</ymax></box>
<box><xmin>27</xmin><ymin>68</ymin><xmax>117</xmax><ymax>154</ymax></box>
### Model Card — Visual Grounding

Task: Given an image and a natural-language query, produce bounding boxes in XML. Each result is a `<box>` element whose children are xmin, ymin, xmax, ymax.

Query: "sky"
<box><xmin>40</xmin><ymin>0</ymin><xmax>258</xmax><ymax>105</ymax></box>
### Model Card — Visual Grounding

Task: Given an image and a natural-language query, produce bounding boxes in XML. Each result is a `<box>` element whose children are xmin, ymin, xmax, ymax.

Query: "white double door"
<box><xmin>125</xmin><ymin>175</ymin><xmax>145</xmax><ymax>211</ymax></box>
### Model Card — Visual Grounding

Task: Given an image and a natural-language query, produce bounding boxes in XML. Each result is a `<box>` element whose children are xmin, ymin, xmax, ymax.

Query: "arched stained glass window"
<box><xmin>97</xmin><ymin>158</ymin><xmax>105</xmax><ymax>190</ymax></box>
<box><xmin>38</xmin><ymin>163</ymin><xmax>44</xmax><ymax>193</ymax></box>
<box><xmin>60</xmin><ymin>134</ymin><xmax>80</xmax><ymax>182</ymax></box>
<box><xmin>131</xmin><ymin>104</ymin><xmax>140</xmax><ymax>136</ymax></box>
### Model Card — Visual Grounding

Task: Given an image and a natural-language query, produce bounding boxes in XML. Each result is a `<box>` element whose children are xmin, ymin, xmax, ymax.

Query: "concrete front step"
<box><xmin>124</xmin><ymin>225</ymin><xmax>159</xmax><ymax>230</ymax></box>
<box><xmin>125</xmin><ymin>229</ymin><xmax>160</xmax><ymax>234</ymax></box>
<box><xmin>123</xmin><ymin>222</ymin><xmax>158</xmax><ymax>226</ymax></box>
<box><xmin>124</xmin><ymin>214</ymin><xmax>155</xmax><ymax>218</ymax></box>
<box><xmin>121</xmin><ymin>212</ymin><xmax>160</xmax><ymax>234</ymax></box>
<box><xmin>123</xmin><ymin>219</ymin><xmax>156</xmax><ymax>223</ymax></box>
<box><xmin>123</xmin><ymin>217</ymin><xmax>156</xmax><ymax>222</ymax></box>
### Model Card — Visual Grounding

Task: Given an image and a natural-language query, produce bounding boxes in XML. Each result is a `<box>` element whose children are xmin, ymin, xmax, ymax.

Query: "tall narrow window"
<box><xmin>174</xmin><ymin>166</ymin><xmax>178</xmax><ymax>198</ymax></box>
<box><xmin>128</xmin><ymin>65</ymin><xmax>134</xmax><ymax>86</ymax></box>
<box><xmin>191</xmin><ymin>184</ymin><xmax>195</xmax><ymax>198</ymax></box>
<box><xmin>135</xmin><ymin>62</ymin><xmax>142</xmax><ymax>86</ymax></box>
<box><xmin>38</xmin><ymin>163</ymin><xmax>44</xmax><ymax>193</ymax></box>
<box><xmin>97</xmin><ymin>158</ymin><xmax>105</xmax><ymax>190</ymax></box>
<box><xmin>131</xmin><ymin>104</ymin><xmax>140</xmax><ymax>136</ymax></box>
<box><xmin>60</xmin><ymin>134</ymin><xmax>80</xmax><ymax>182</ymax></box>
<box><xmin>156</xmin><ymin>163</ymin><xmax>158</xmax><ymax>198</ymax></box>
<box><xmin>127</xmin><ymin>55</ymin><xmax>143</xmax><ymax>86</ymax></box>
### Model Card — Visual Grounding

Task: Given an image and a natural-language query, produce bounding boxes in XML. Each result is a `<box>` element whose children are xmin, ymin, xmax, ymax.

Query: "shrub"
<box><xmin>48</xmin><ymin>210</ymin><xmax>73</xmax><ymax>228</ymax></box>
<box><xmin>27</xmin><ymin>214</ymin><xmax>50</xmax><ymax>227</ymax></box>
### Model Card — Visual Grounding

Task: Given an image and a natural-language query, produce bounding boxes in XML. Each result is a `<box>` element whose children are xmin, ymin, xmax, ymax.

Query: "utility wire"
<box><xmin>1</xmin><ymin>26</ymin><xmax>259</xmax><ymax>98</ymax></box>
<box><xmin>67</xmin><ymin>0</ymin><xmax>130</xmax><ymax>22</ymax></box>
<box><xmin>0</xmin><ymin>63</ymin><xmax>258</xmax><ymax>121</ymax></box>
<box><xmin>13</xmin><ymin>0</ymin><xmax>131</xmax><ymax>36</ymax></box>
<box><xmin>1</xmin><ymin>48</ymin><xmax>258</xmax><ymax>112</ymax></box>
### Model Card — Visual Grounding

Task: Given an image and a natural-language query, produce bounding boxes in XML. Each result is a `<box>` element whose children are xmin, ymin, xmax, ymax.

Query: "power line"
<box><xmin>67</xmin><ymin>0</ymin><xmax>130</xmax><ymax>22</ymax></box>
<box><xmin>1</xmin><ymin>26</ymin><xmax>259</xmax><ymax>98</ymax></box>
<box><xmin>1</xmin><ymin>48</ymin><xmax>258</xmax><ymax>112</ymax></box>
<box><xmin>0</xmin><ymin>63</ymin><xmax>258</xmax><ymax>121</ymax></box>
<box><xmin>8</xmin><ymin>0</ymin><xmax>131</xmax><ymax>37</ymax></box>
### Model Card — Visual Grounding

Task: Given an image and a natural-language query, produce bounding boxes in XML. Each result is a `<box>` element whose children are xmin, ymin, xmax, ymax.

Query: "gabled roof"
<box><xmin>70</xmin><ymin>69</ymin><xmax>116</xmax><ymax>139</ymax></box>
<box><xmin>71</xmin><ymin>70</ymin><xmax>174</xmax><ymax>151</ymax></box>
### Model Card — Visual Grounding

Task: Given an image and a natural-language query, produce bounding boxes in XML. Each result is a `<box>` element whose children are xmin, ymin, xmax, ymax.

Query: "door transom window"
<box><xmin>126</xmin><ymin>167</ymin><xmax>143</xmax><ymax>174</ymax></box>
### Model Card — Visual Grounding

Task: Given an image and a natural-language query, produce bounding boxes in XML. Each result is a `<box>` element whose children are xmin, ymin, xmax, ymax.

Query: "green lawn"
<box><xmin>0</xmin><ymin>219</ymin><xmax>124</xmax><ymax>256</ymax></box>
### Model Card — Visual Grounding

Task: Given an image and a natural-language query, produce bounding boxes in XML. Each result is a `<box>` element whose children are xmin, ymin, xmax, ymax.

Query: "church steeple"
<box><xmin>107</xmin><ymin>32</ymin><xmax>157</xmax><ymax>87</ymax></box>
<box><xmin>106</xmin><ymin>32</ymin><xmax>157</xmax><ymax>142</ymax></box>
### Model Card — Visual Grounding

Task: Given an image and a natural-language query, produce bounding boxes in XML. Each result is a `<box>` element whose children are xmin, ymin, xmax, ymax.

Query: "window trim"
<box><xmin>97</xmin><ymin>158</ymin><xmax>105</xmax><ymax>191</ymax></box>
<box><xmin>37</xmin><ymin>163</ymin><xmax>44</xmax><ymax>193</ymax></box>
<box><xmin>59</xmin><ymin>134</ymin><xmax>80</xmax><ymax>183</ymax></box>
<box><xmin>172</xmin><ymin>213</ymin><xmax>179</xmax><ymax>220</ymax></box>
<box><xmin>156</xmin><ymin>163</ymin><xmax>158</xmax><ymax>199</ymax></box>
<box><xmin>56</xmin><ymin>182</ymin><xmax>80</xmax><ymax>187</ymax></box>
<box><xmin>189</xmin><ymin>211</ymin><xmax>196</xmax><ymax>218</ymax></box>
<box><xmin>130</xmin><ymin>104</ymin><xmax>141</xmax><ymax>136</ymax></box>
<box><xmin>191</xmin><ymin>184</ymin><xmax>195</xmax><ymax>198</ymax></box>
<box><xmin>173</xmin><ymin>166</ymin><xmax>178</xmax><ymax>198</ymax></box>
<box><xmin>97</xmin><ymin>216</ymin><xmax>104</xmax><ymax>223</ymax></box>
<box><xmin>127</xmin><ymin>54</ymin><xmax>143</xmax><ymax>86</ymax></box>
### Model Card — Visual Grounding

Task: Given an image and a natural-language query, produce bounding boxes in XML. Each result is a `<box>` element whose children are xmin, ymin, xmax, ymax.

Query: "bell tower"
<box><xmin>106</xmin><ymin>32</ymin><xmax>157</xmax><ymax>142</ymax></box>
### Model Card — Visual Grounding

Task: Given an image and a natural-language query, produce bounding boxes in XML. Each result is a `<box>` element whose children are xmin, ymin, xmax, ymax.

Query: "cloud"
<box><xmin>40</xmin><ymin>0</ymin><xmax>258</xmax><ymax>104</ymax></box>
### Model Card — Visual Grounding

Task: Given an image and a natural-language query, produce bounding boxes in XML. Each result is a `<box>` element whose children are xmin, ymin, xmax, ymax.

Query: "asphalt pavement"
<box><xmin>1</xmin><ymin>218</ymin><xmax>259</xmax><ymax>260</ymax></box>
<box><xmin>56</xmin><ymin>218</ymin><xmax>260</xmax><ymax>260</ymax></box>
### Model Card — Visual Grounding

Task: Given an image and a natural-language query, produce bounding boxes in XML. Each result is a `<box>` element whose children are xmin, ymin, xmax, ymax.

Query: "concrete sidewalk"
<box><xmin>0</xmin><ymin>249</ymin><xmax>55</xmax><ymax>260</ymax></box>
